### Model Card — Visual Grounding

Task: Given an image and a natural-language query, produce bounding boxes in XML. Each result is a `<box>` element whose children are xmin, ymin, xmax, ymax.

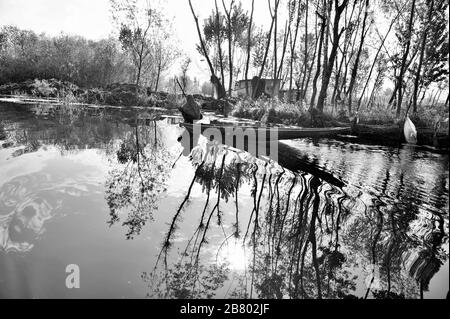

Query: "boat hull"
<box><xmin>181</xmin><ymin>123</ymin><xmax>351</xmax><ymax>140</ymax></box>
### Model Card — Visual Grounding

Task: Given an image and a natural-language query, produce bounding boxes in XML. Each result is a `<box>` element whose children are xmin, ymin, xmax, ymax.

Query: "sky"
<box><xmin>0</xmin><ymin>0</ymin><xmax>274</xmax><ymax>83</ymax></box>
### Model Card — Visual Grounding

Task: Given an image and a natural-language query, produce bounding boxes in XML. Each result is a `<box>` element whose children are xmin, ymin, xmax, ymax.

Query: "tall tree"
<box><xmin>222</xmin><ymin>0</ymin><xmax>235</xmax><ymax>95</ymax></box>
<box><xmin>253</xmin><ymin>0</ymin><xmax>281</xmax><ymax>99</ymax></box>
<box><xmin>244</xmin><ymin>0</ymin><xmax>255</xmax><ymax>95</ymax></box>
<box><xmin>214</xmin><ymin>0</ymin><xmax>226</xmax><ymax>90</ymax></box>
<box><xmin>396</xmin><ymin>0</ymin><xmax>416</xmax><ymax>117</ymax></box>
<box><xmin>188</xmin><ymin>0</ymin><xmax>226</xmax><ymax>99</ymax></box>
<box><xmin>316</xmin><ymin>0</ymin><xmax>349</xmax><ymax>112</ymax></box>
<box><xmin>346</xmin><ymin>0</ymin><xmax>370</xmax><ymax>114</ymax></box>
<box><xmin>111</xmin><ymin>0</ymin><xmax>164</xmax><ymax>87</ymax></box>
<box><xmin>287</xmin><ymin>0</ymin><xmax>303</xmax><ymax>101</ymax></box>
<box><xmin>310</xmin><ymin>8</ymin><xmax>326</xmax><ymax>109</ymax></box>
<box><xmin>356</xmin><ymin>5</ymin><xmax>404</xmax><ymax>111</ymax></box>
<box><xmin>411</xmin><ymin>0</ymin><xmax>434</xmax><ymax>113</ymax></box>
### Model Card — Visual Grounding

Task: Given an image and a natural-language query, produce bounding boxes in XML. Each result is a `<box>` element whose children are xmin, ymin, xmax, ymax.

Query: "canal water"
<box><xmin>0</xmin><ymin>101</ymin><xmax>448</xmax><ymax>299</ymax></box>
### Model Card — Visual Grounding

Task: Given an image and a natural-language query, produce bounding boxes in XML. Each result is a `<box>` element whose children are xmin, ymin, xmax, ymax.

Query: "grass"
<box><xmin>231</xmin><ymin>96</ymin><xmax>448</xmax><ymax>130</ymax></box>
<box><xmin>3</xmin><ymin>78</ymin><xmax>447</xmax><ymax>131</ymax></box>
<box><xmin>231</xmin><ymin>97</ymin><xmax>349</xmax><ymax>127</ymax></box>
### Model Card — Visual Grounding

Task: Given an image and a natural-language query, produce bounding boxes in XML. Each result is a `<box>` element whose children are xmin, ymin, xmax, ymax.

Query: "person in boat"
<box><xmin>179</xmin><ymin>94</ymin><xmax>203</xmax><ymax>123</ymax></box>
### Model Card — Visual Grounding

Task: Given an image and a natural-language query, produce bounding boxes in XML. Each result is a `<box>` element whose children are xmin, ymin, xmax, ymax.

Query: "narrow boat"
<box><xmin>181</xmin><ymin>122</ymin><xmax>351</xmax><ymax>140</ymax></box>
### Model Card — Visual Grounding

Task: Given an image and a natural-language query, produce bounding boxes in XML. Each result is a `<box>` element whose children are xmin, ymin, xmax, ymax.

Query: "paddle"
<box><xmin>175</xmin><ymin>77</ymin><xmax>187</xmax><ymax>98</ymax></box>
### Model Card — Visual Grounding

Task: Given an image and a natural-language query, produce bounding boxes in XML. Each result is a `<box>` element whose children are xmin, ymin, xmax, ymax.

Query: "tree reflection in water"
<box><xmin>1</xmin><ymin>102</ymin><xmax>446</xmax><ymax>298</ymax></box>
<box><xmin>105</xmin><ymin>120</ymin><xmax>173</xmax><ymax>239</ymax></box>
<box><xmin>137</xmin><ymin>133</ymin><xmax>448</xmax><ymax>299</ymax></box>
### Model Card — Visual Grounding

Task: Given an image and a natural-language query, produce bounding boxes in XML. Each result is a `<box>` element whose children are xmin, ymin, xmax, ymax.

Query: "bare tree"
<box><xmin>346</xmin><ymin>0</ymin><xmax>370</xmax><ymax>114</ymax></box>
<box><xmin>310</xmin><ymin>7</ymin><xmax>326</xmax><ymax>109</ymax></box>
<box><xmin>111</xmin><ymin>0</ymin><xmax>167</xmax><ymax>87</ymax></box>
<box><xmin>215</xmin><ymin>0</ymin><xmax>226</xmax><ymax>90</ymax></box>
<box><xmin>316</xmin><ymin>0</ymin><xmax>349</xmax><ymax>112</ymax></box>
<box><xmin>396</xmin><ymin>0</ymin><xmax>416</xmax><ymax>117</ymax></box>
<box><xmin>222</xmin><ymin>0</ymin><xmax>235</xmax><ymax>95</ymax></box>
<box><xmin>188</xmin><ymin>0</ymin><xmax>226</xmax><ymax>99</ymax></box>
<box><xmin>411</xmin><ymin>0</ymin><xmax>434</xmax><ymax>113</ymax></box>
<box><xmin>244</xmin><ymin>0</ymin><xmax>255</xmax><ymax>95</ymax></box>
<box><xmin>253</xmin><ymin>0</ymin><xmax>281</xmax><ymax>99</ymax></box>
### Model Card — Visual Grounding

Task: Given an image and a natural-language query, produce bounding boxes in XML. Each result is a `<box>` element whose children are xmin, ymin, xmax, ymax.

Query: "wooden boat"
<box><xmin>181</xmin><ymin>122</ymin><xmax>351</xmax><ymax>140</ymax></box>
<box><xmin>178</xmin><ymin>123</ymin><xmax>346</xmax><ymax>188</ymax></box>
<box><xmin>351</xmin><ymin>123</ymin><xmax>403</xmax><ymax>145</ymax></box>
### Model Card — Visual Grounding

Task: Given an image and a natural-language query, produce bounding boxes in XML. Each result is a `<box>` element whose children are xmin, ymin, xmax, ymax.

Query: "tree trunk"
<box><xmin>245</xmin><ymin>0</ymin><xmax>255</xmax><ymax>96</ymax></box>
<box><xmin>215</xmin><ymin>0</ymin><xmax>226</xmax><ymax>90</ymax></box>
<box><xmin>154</xmin><ymin>58</ymin><xmax>162</xmax><ymax>92</ymax></box>
<box><xmin>347</xmin><ymin>0</ymin><xmax>370</xmax><ymax>114</ymax></box>
<box><xmin>189</xmin><ymin>0</ymin><xmax>224</xmax><ymax>99</ymax></box>
<box><xmin>357</xmin><ymin>7</ymin><xmax>402</xmax><ymax>110</ymax></box>
<box><xmin>396</xmin><ymin>0</ymin><xmax>416</xmax><ymax>117</ymax></box>
<box><xmin>273</xmin><ymin>2</ymin><xmax>278</xmax><ymax>81</ymax></box>
<box><xmin>331</xmin><ymin>54</ymin><xmax>342</xmax><ymax>105</ymax></box>
<box><xmin>339</xmin><ymin>0</ymin><xmax>361</xmax><ymax>97</ymax></box>
<box><xmin>412</xmin><ymin>0</ymin><xmax>434</xmax><ymax>113</ymax></box>
<box><xmin>253</xmin><ymin>0</ymin><xmax>280</xmax><ymax>99</ymax></box>
<box><xmin>277</xmin><ymin>22</ymin><xmax>290</xmax><ymax>81</ymax></box>
<box><xmin>299</xmin><ymin>0</ymin><xmax>309</xmax><ymax>101</ymax></box>
<box><xmin>302</xmin><ymin>13</ymin><xmax>318</xmax><ymax>102</ymax></box>
<box><xmin>309</xmin><ymin>12</ymin><xmax>326</xmax><ymax>109</ymax></box>
<box><xmin>316</xmin><ymin>0</ymin><xmax>349</xmax><ymax>112</ymax></box>
<box><xmin>223</xmin><ymin>0</ymin><xmax>234</xmax><ymax>96</ymax></box>
<box><xmin>288</xmin><ymin>1</ymin><xmax>302</xmax><ymax>102</ymax></box>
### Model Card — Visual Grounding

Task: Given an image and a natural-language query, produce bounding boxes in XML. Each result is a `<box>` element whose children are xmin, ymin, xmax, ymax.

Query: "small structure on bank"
<box><xmin>235</xmin><ymin>76</ymin><xmax>281</xmax><ymax>99</ymax></box>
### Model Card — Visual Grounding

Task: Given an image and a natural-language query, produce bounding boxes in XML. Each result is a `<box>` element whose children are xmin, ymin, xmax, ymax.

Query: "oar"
<box><xmin>175</xmin><ymin>77</ymin><xmax>187</xmax><ymax>98</ymax></box>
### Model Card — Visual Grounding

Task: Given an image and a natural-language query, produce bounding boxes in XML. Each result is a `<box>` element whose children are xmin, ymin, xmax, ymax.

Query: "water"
<box><xmin>0</xmin><ymin>101</ymin><xmax>448</xmax><ymax>299</ymax></box>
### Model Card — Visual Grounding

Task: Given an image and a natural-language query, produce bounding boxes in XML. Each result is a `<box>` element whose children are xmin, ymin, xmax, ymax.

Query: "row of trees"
<box><xmin>110</xmin><ymin>0</ymin><xmax>181</xmax><ymax>90</ymax></box>
<box><xmin>0</xmin><ymin>25</ymin><xmax>134</xmax><ymax>87</ymax></box>
<box><xmin>0</xmin><ymin>0</ymin><xmax>181</xmax><ymax>91</ymax></box>
<box><xmin>189</xmin><ymin>0</ymin><xmax>448</xmax><ymax>115</ymax></box>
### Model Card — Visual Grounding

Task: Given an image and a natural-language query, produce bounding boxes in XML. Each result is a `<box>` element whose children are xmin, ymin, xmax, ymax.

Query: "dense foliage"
<box><xmin>0</xmin><ymin>26</ymin><xmax>134</xmax><ymax>88</ymax></box>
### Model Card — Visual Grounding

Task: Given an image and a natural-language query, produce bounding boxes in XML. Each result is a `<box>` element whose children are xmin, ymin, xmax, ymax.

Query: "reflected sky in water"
<box><xmin>0</xmin><ymin>102</ymin><xmax>448</xmax><ymax>299</ymax></box>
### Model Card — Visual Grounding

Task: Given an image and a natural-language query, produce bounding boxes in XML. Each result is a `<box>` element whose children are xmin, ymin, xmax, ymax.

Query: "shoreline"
<box><xmin>0</xmin><ymin>94</ymin><xmax>448</xmax><ymax>151</ymax></box>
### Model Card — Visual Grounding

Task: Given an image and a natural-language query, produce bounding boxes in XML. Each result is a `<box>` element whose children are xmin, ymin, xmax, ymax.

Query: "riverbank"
<box><xmin>0</xmin><ymin>79</ymin><xmax>224</xmax><ymax>111</ymax></box>
<box><xmin>1</xmin><ymin>79</ymin><xmax>448</xmax><ymax>149</ymax></box>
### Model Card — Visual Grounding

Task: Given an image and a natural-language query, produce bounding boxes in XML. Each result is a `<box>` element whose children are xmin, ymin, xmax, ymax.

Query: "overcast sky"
<box><xmin>0</xmin><ymin>0</ymin><xmax>275</xmax><ymax>82</ymax></box>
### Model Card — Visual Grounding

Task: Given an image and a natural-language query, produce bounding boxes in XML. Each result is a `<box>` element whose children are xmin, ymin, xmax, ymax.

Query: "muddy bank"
<box><xmin>0</xmin><ymin>79</ymin><xmax>228</xmax><ymax>111</ymax></box>
<box><xmin>1</xmin><ymin>79</ymin><xmax>447</xmax><ymax>150</ymax></box>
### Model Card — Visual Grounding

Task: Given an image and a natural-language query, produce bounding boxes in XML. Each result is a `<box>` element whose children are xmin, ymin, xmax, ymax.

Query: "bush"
<box><xmin>232</xmin><ymin>98</ymin><xmax>313</xmax><ymax>126</ymax></box>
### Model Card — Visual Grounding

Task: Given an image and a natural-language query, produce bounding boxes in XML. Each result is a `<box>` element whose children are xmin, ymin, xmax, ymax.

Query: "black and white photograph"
<box><xmin>0</xmin><ymin>0</ymin><xmax>448</xmax><ymax>305</ymax></box>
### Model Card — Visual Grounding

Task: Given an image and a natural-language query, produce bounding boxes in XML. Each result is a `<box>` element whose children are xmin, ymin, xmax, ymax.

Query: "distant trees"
<box><xmin>110</xmin><ymin>0</ymin><xmax>180</xmax><ymax>88</ymax></box>
<box><xmin>186</xmin><ymin>0</ymin><xmax>448</xmax><ymax>117</ymax></box>
<box><xmin>190</xmin><ymin>0</ymin><xmax>251</xmax><ymax>97</ymax></box>
<box><xmin>0</xmin><ymin>25</ymin><xmax>133</xmax><ymax>87</ymax></box>
<box><xmin>180</xmin><ymin>57</ymin><xmax>192</xmax><ymax>92</ymax></box>
<box><xmin>1</xmin><ymin>0</ymin><xmax>448</xmax><ymax>113</ymax></box>
<box><xmin>412</xmin><ymin>0</ymin><xmax>448</xmax><ymax>112</ymax></box>
<box><xmin>0</xmin><ymin>1</ymin><xmax>180</xmax><ymax>91</ymax></box>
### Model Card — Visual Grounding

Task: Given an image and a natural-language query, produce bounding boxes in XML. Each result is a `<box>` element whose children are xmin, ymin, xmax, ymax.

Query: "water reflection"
<box><xmin>105</xmin><ymin>122</ymin><xmax>174</xmax><ymax>239</ymax></box>
<box><xmin>0</xmin><ymin>102</ymin><xmax>448</xmax><ymax>299</ymax></box>
<box><xmin>143</xmin><ymin>128</ymin><xmax>448</xmax><ymax>299</ymax></box>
